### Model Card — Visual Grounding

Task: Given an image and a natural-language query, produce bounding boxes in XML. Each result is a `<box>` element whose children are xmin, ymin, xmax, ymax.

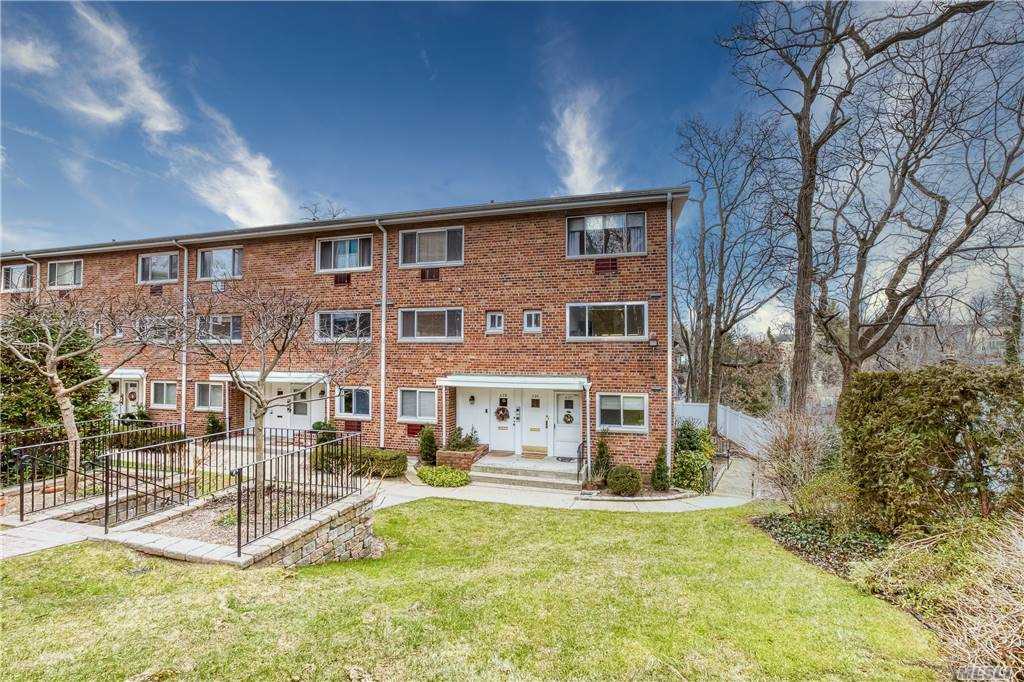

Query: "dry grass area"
<box><xmin>1</xmin><ymin>499</ymin><xmax>941</xmax><ymax>680</ymax></box>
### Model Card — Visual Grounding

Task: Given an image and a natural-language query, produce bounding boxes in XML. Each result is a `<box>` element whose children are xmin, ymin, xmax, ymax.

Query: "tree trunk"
<box><xmin>790</xmin><ymin>230</ymin><xmax>814</xmax><ymax>414</ymax></box>
<box><xmin>836</xmin><ymin>356</ymin><xmax>861</xmax><ymax>413</ymax></box>
<box><xmin>253</xmin><ymin>408</ymin><xmax>267</xmax><ymax>489</ymax></box>
<box><xmin>49</xmin><ymin>375</ymin><xmax>81</xmax><ymax>492</ymax></box>
<box><xmin>1006</xmin><ymin>295</ymin><xmax>1022</xmax><ymax>366</ymax></box>
<box><xmin>707</xmin><ymin>330</ymin><xmax>725</xmax><ymax>436</ymax></box>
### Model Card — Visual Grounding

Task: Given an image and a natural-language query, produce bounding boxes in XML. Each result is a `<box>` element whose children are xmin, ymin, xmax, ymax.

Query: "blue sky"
<box><xmin>1</xmin><ymin>2</ymin><xmax>741</xmax><ymax>252</ymax></box>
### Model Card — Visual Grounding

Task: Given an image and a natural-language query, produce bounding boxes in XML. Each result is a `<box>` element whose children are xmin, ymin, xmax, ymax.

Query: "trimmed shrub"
<box><xmin>310</xmin><ymin>441</ymin><xmax>346</xmax><ymax>473</ymax></box>
<box><xmin>674</xmin><ymin>420</ymin><xmax>702</xmax><ymax>452</ymax></box>
<box><xmin>838</xmin><ymin>365</ymin><xmax>1024</xmax><ymax>532</ymax></box>
<box><xmin>418</xmin><ymin>426</ymin><xmax>437</xmax><ymax>465</ymax></box>
<box><xmin>671</xmin><ymin>448</ymin><xmax>708</xmax><ymax>491</ymax></box>
<box><xmin>606</xmin><ymin>464</ymin><xmax>642</xmax><ymax>496</ymax></box>
<box><xmin>445</xmin><ymin>426</ymin><xmax>480</xmax><ymax>452</ymax></box>
<box><xmin>651</xmin><ymin>445</ymin><xmax>669</xmax><ymax>491</ymax></box>
<box><xmin>206</xmin><ymin>413</ymin><xmax>226</xmax><ymax>437</ymax></box>
<box><xmin>311</xmin><ymin>420</ymin><xmax>336</xmax><ymax>445</ymax></box>
<box><xmin>417</xmin><ymin>464</ymin><xmax>469</xmax><ymax>487</ymax></box>
<box><xmin>592</xmin><ymin>434</ymin><xmax>611</xmax><ymax>481</ymax></box>
<box><xmin>361</xmin><ymin>449</ymin><xmax>408</xmax><ymax>478</ymax></box>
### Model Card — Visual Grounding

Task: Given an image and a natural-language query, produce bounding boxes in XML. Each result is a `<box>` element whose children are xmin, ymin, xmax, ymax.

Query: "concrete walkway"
<box><xmin>2</xmin><ymin>477</ymin><xmax>753</xmax><ymax>560</ymax></box>
<box><xmin>372</xmin><ymin>476</ymin><xmax>752</xmax><ymax>513</ymax></box>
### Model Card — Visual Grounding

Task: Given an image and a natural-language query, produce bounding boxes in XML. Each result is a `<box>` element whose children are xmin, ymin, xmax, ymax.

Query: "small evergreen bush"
<box><xmin>445</xmin><ymin>426</ymin><xmax>480</xmax><ymax>452</ymax></box>
<box><xmin>206</xmin><ymin>413</ymin><xmax>226</xmax><ymax>437</ymax></box>
<box><xmin>311</xmin><ymin>420</ymin><xmax>336</xmax><ymax>445</ymax></box>
<box><xmin>671</xmin><ymin>448</ymin><xmax>709</xmax><ymax>491</ymax></box>
<box><xmin>606</xmin><ymin>464</ymin><xmax>642</xmax><ymax>496</ymax></box>
<box><xmin>417</xmin><ymin>464</ymin><xmax>469</xmax><ymax>487</ymax></box>
<box><xmin>592</xmin><ymin>433</ymin><xmax>611</xmax><ymax>481</ymax></box>
<box><xmin>361</xmin><ymin>449</ymin><xmax>408</xmax><ymax>478</ymax></box>
<box><xmin>418</xmin><ymin>426</ymin><xmax>437</xmax><ymax>465</ymax></box>
<box><xmin>651</xmin><ymin>445</ymin><xmax>669</xmax><ymax>491</ymax></box>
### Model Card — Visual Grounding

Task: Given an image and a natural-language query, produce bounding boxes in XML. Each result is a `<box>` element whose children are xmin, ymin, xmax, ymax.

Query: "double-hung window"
<box><xmin>1</xmin><ymin>264</ymin><xmax>34</xmax><ymax>292</ymax></box>
<box><xmin>486</xmin><ymin>311</ymin><xmax>504</xmax><ymax>334</ymax></box>
<box><xmin>198</xmin><ymin>247</ymin><xmax>243</xmax><ymax>280</ymax></box>
<box><xmin>398</xmin><ymin>388</ymin><xmax>436</xmax><ymax>423</ymax></box>
<box><xmin>195</xmin><ymin>382</ymin><xmax>224</xmax><ymax>412</ymax></box>
<box><xmin>398</xmin><ymin>308</ymin><xmax>462</xmax><ymax>342</ymax></box>
<box><xmin>523</xmin><ymin>310</ymin><xmax>542</xmax><ymax>334</ymax></box>
<box><xmin>317</xmin><ymin>236</ymin><xmax>372</xmax><ymax>272</ymax></box>
<box><xmin>566</xmin><ymin>212</ymin><xmax>645</xmax><ymax>257</ymax></box>
<box><xmin>197</xmin><ymin>315</ymin><xmax>242</xmax><ymax>343</ymax></box>
<box><xmin>151</xmin><ymin>381</ymin><xmax>178</xmax><ymax>409</ymax></box>
<box><xmin>47</xmin><ymin>259</ymin><xmax>83</xmax><ymax>289</ymax></box>
<box><xmin>567</xmin><ymin>302</ymin><xmax>647</xmax><ymax>341</ymax></box>
<box><xmin>139</xmin><ymin>316</ymin><xmax>174</xmax><ymax>343</ymax></box>
<box><xmin>597</xmin><ymin>394</ymin><xmax>648</xmax><ymax>432</ymax></box>
<box><xmin>316</xmin><ymin>310</ymin><xmax>371</xmax><ymax>342</ymax></box>
<box><xmin>335</xmin><ymin>387</ymin><xmax>371</xmax><ymax>419</ymax></box>
<box><xmin>399</xmin><ymin>227</ymin><xmax>463</xmax><ymax>267</ymax></box>
<box><xmin>138</xmin><ymin>252</ymin><xmax>179</xmax><ymax>284</ymax></box>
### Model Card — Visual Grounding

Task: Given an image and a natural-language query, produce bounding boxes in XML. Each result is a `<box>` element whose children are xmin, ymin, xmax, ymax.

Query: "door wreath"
<box><xmin>562</xmin><ymin>413</ymin><xmax>574</xmax><ymax>424</ymax></box>
<box><xmin>494</xmin><ymin>406</ymin><xmax>510</xmax><ymax>422</ymax></box>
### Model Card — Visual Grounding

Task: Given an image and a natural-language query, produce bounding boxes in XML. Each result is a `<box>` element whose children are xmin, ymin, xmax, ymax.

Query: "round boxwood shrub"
<box><xmin>417</xmin><ymin>464</ymin><xmax>469</xmax><ymax>487</ymax></box>
<box><xmin>418</xmin><ymin>426</ymin><xmax>438</xmax><ymax>465</ymax></box>
<box><xmin>606</xmin><ymin>464</ymin><xmax>642</xmax><ymax>496</ymax></box>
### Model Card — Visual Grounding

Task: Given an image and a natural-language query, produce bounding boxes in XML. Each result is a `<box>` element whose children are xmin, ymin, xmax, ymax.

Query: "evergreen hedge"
<box><xmin>838</xmin><ymin>365</ymin><xmax>1024</xmax><ymax>533</ymax></box>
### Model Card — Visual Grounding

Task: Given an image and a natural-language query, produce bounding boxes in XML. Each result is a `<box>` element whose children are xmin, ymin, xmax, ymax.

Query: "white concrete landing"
<box><xmin>0</xmin><ymin>519</ymin><xmax>106</xmax><ymax>559</ymax></box>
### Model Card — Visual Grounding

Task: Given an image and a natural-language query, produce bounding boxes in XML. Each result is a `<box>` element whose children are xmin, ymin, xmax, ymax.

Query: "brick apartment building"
<box><xmin>1</xmin><ymin>187</ymin><xmax>687</xmax><ymax>474</ymax></box>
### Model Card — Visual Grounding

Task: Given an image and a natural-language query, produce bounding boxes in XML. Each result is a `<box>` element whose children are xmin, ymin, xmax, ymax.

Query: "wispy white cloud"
<box><xmin>4</xmin><ymin>3</ymin><xmax>295</xmax><ymax>228</ymax></box>
<box><xmin>1</xmin><ymin>36</ymin><xmax>59</xmax><ymax>74</ymax></box>
<box><xmin>167</xmin><ymin>101</ymin><xmax>293</xmax><ymax>226</ymax></box>
<box><xmin>0</xmin><ymin>221</ymin><xmax>64</xmax><ymax>252</ymax></box>
<box><xmin>68</xmin><ymin>2</ymin><xmax>183</xmax><ymax>137</ymax></box>
<box><xmin>549</xmin><ymin>85</ymin><xmax>621</xmax><ymax>196</ymax></box>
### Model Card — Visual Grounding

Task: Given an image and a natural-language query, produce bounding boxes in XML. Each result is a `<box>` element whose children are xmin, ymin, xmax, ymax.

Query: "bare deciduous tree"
<box><xmin>300</xmin><ymin>199</ymin><xmax>346</xmax><ymax>221</ymax></box>
<box><xmin>171</xmin><ymin>284</ymin><xmax>372</xmax><ymax>459</ymax></box>
<box><xmin>676</xmin><ymin>112</ymin><xmax>789</xmax><ymax>433</ymax></box>
<box><xmin>813</xmin><ymin>9</ymin><xmax>1024</xmax><ymax>392</ymax></box>
<box><xmin>721</xmin><ymin>1</ymin><xmax>996</xmax><ymax>412</ymax></box>
<box><xmin>0</xmin><ymin>290</ymin><xmax>176</xmax><ymax>488</ymax></box>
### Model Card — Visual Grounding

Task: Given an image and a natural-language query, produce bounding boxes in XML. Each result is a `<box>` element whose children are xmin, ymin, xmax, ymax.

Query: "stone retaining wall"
<box><xmin>250</xmin><ymin>494</ymin><xmax>382</xmax><ymax>568</ymax></box>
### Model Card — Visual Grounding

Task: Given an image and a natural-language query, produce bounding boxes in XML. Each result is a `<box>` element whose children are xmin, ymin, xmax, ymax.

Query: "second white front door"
<box><xmin>553</xmin><ymin>392</ymin><xmax>582</xmax><ymax>458</ymax></box>
<box><xmin>490</xmin><ymin>390</ymin><xmax>517</xmax><ymax>452</ymax></box>
<box><xmin>289</xmin><ymin>384</ymin><xmax>313</xmax><ymax>430</ymax></box>
<box><xmin>521</xmin><ymin>391</ymin><xmax>550</xmax><ymax>455</ymax></box>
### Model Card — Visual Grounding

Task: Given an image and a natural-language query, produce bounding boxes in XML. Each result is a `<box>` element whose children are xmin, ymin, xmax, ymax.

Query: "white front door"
<box><xmin>457</xmin><ymin>388</ymin><xmax>491</xmax><ymax>446</ymax></box>
<box><xmin>266</xmin><ymin>384</ymin><xmax>290</xmax><ymax>429</ymax></box>
<box><xmin>289</xmin><ymin>384</ymin><xmax>313</xmax><ymax>430</ymax></box>
<box><xmin>490</xmin><ymin>389</ymin><xmax>517</xmax><ymax>452</ymax></box>
<box><xmin>110</xmin><ymin>379</ymin><xmax>143</xmax><ymax>415</ymax></box>
<box><xmin>554</xmin><ymin>392</ymin><xmax>582</xmax><ymax>458</ymax></box>
<box><xmin>521</xmin><ymin>390</ymin><xmax>550</xmax><ymax>455</ymax></box>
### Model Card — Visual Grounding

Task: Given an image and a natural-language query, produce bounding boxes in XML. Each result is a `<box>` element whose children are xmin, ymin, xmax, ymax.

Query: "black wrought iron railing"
<box><xmin>231</xmin><ymin>432</ymin><xmax>362</xmax><ymax>556</ymax></box>
<box><xmin>101</xmin><ymin>427</ymin><xmax>267</xmax><ymax>530</ymax></box>
<box><xmin>576</xmin><ymin>441</ymin><xmax>590</xmax><ymax>483</ymax></box>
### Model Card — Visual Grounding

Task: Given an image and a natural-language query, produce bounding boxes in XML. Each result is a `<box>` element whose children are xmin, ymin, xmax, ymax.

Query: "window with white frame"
<box><xmin>597</xmin><ymin>393</ymin><xmax>648</xmax><ymax>432</ymax></box>
<box><xmin>399</xmin><ymin>227</ymin><xmax>463</xmax><ymax>267</ymax></box>
<box><xmin>1</xmin><ymin>264</ymin><xmax>34</xmax><ymax>292</ymax></box>
<box><xmin>486</xmin><ymin>311</ymin><xmax>504</xmax><ymax>334</ymax></box>
<box><xmin>197</xmin><ymin>315</ymin><xmax>242</xmax><ymax>342</ymax></box>
<box><xmin>335</xmin><ymin>387</ymin><xmax>371</xmax><ymax>419</ymax></box>
<box><xmin>317</xmin><ymin>236</ymin><xmax>372</xmax><ymax>272</ymax></box>
<box><xmin>47</xmin><ymin>259</ymin><xmax>83</xmax><ymax>288</ymax></box>
<box><xmin>398</xmin><ymin>308</ymin><xmax>462</xmax><ymax>342</ymax></box>
<box><xmin>567</xmin><ymin>302</ymin><xmax>647</xmax><ymax>340</ymax></box>
<box><xmin>398</xmin><ymin>388</ymin><xmax>436</xmax><ymax>423</ymax></box>
<box><xmin>138</xmin><ymin>316</ymin><xmax>175</xmax><ymax>343</ymax></box>
<box><xmin>195</xmin><ymin>382</ymin><xmax>224</xmax><ymax>411</ymax></box>
<box><xmin>138</xmin><ymin>252</ymin><xmax>179</xmax><ymax>284</ymax></box>
<box><xmin>523</xmin><ymin>310</ymin><xmax>542</xmax><ymax>333</ymax></box>
<box><xmin>315</xmin><ymin>310</ymin><xmax>371</xmax><ymax>341</ymax></box>
<box><xmin>151</xmin><ymin>381</ymin><xmax>178</xmax><ymax>409</ymax></box>
<box><xmin>566</xmin><ymin>212</ymin><xmax>646</xmax><ymax>257</ymax></box>
<box><xmin>198</xmin><ymin>247</ymin><xmax>243</xmax><ymax>280</ymax></box>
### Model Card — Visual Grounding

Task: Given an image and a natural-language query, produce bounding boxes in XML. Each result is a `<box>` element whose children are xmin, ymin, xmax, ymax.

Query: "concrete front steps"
<box><xmin>469</xmin><ymin>462</ymin><xmax>581</xmax><ymax>491</ymax></box>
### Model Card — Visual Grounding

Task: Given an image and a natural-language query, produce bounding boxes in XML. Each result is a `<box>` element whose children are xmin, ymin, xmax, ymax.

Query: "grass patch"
<box><xmin>0</xmin><ymin>500</ymin><xmax>940</xmax><ymax>680</ymax></box>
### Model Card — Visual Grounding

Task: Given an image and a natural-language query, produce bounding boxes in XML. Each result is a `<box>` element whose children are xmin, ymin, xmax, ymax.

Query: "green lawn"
<box><xmin>1</xmin><ymin>500</ymin><xmax>939</xmax><ymax>680</ymax></box>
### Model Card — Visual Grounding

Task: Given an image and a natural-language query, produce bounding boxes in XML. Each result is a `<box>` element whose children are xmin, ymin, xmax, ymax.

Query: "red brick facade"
<box><xmin>1</xmin><ymin>190</ymin><xmax>681</xmax><ymax>473</ymax></box>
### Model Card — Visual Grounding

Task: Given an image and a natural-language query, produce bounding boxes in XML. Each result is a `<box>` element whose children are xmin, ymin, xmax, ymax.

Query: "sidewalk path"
<box><xmin>0</xmin><ymin>519</ymin><xmax>106</xmax><ymax>560</ymax></box>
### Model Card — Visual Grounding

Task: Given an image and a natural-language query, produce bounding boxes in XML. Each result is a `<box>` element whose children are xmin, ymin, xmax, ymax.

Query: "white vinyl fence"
<box><xmin>674</xmin><ymin>401</ymin><xmax>768</xmax><ymax>456</ymax></box>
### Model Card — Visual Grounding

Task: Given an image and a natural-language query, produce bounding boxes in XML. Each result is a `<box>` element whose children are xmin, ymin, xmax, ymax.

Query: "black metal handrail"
<box><xmin>101</xmin><ymin>427</ymin><xmax>262</xmax><ymax>530</ymax></box>
<box><xmin>17</xmin><ymin>454</ymin><xmax>107</xmax><ymax>521</ymax></box>
<box><xmin>232</xmin><ymin>432</ymin><xmax>362</xmax><ymax>556</ymax></box>
<box><xmin>576</xmin><ymin>441</ymin><xmax>589</xmax><ymax>482</ymax></box>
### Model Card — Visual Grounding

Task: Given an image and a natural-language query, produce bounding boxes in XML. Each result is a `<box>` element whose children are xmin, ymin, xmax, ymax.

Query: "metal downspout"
<box><xmin>375</xmin><ymin>220</ymin><xmax>388</xmax><ymax>449</ymax></box>
<box><xmin>665</xmin><ymin>192</ymin><xmax>675</xmax><ymax>465</ymax></box>
<box><xmin>173</xmin><ymin>240</ymin><xmax>189</xmax><ymax>431</ymax></box>
<box><xmin>20</xmin><ymin>254</ymin><xmax>41</xmax><ymax>301</ymax></box>
<box><xmin>584</xmin><ymin>381</ymin><xmax>592</xmax><ymax>473</ymax></box>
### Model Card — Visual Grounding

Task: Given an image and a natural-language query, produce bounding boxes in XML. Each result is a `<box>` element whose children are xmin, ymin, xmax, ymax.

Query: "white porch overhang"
<box><xmin>208</xmin><ymin>371</ymin><xmax>327</xmax><ymax>384</ymax></box>
<box><xmin>102</xmin><ymin>367</ymin><xmax>146</xmax><ymax>380</ymax></box>
<box><xmin>436</xmin><ymin>374</ymin><xmax>590</xmax><ymax>391</ymax></box>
